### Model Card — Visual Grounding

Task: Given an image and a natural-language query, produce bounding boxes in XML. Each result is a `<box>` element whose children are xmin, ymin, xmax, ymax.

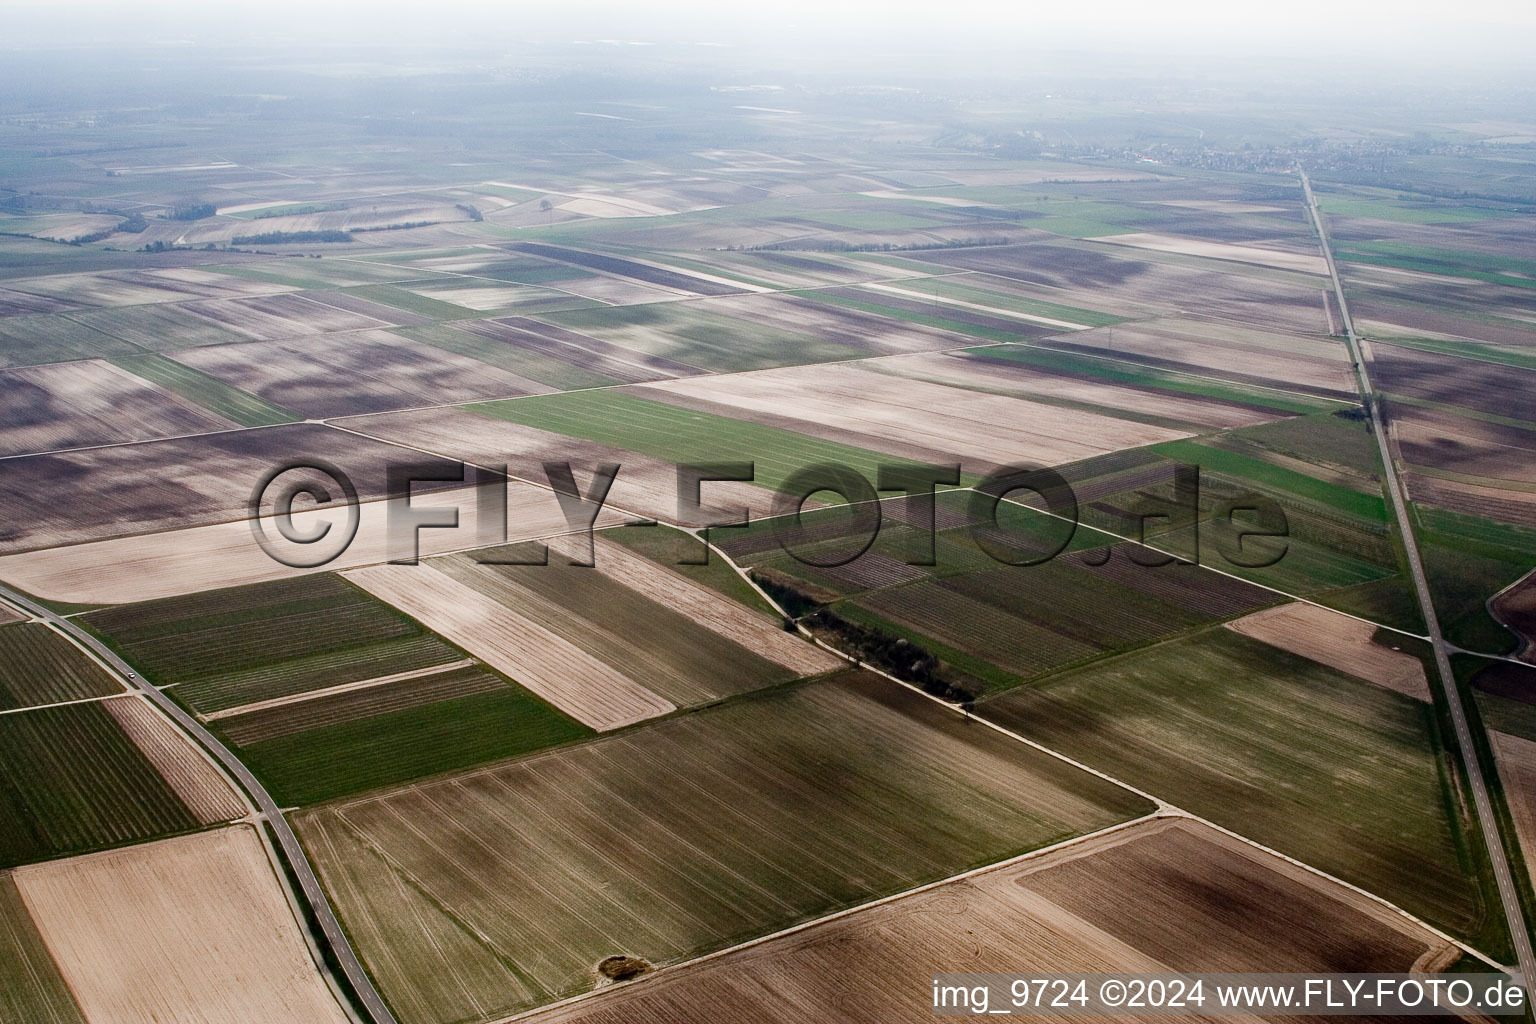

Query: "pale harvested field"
<box><xmin>0</xmin><ymin>874</ymin><xmax>83</xmax><ymax>1024</ymax></box>
<box><xmin>872</xmin><ymin>350</ymin><xmax>1279</xmax><ymax>430</ymax></box>
<box><xmin>1491</xmin><ymin>731</ymin><xmax>1536</xmax><ymax>891</ymax></box>
<box><xmin>178</xmin><ymin>294</ymin><xmax>383</xmax><ymax>342</ymax></box>
<box><xmin>590</xmin><ymin>536</ymin><xmax>841</xmax><ymax>677</ymax></box>
<box><xmin>344</xmin><ymin>562</ymin><xmax>674</xmax><ymax>730</ymax></box>
<box><xmin>102</xmin><ymin>696</ymin><xmax>247</xmax><ymax>824</ymax></box>
<box><xmin>344</xmin><ymin>405</ymin><xmax>782</xmax><ymax>526</ymax></box>
<box><xmin>637</xmin><ymin>361</ymin><xmax>1189</xmax><ymax>471</ymax></box>
<box><xmin>0</xmin><ymin>479</ymin><xmax>618</xmax><ymax>604</ymax></box>
<box><xmin>0</xmin><ymin>359</ymin><xmax>234</xmax><ymax>456</ymax></box>
<box><xmin>524</xmin><ymin>816</ymin><xmax>1446</xmax><ymax>1024</ymax></box>
<box><xmin>532</xmin><ymin>273</ymin><xmax>680</xmax><ymax>305</ymax></box>
<box><xmin>1060</xmin><ymin>316</ymin><xmax>1355</xmax><ymax>393</ymax></box>
<box><xmin>407</xmin><ymin>281</ymin><xmax>539</xmax><ymax>310</ymax></box>
<box><xmin>172</xmin><ymin>328</ymin><xmax>552</xmax><ymax>417</ymax></box>
<box><xmin>300</xmin><ymin>673</ymin><xmax>1148</xmax><ymax>1023</ymax></box>
<box><xmin>1098</xmin><ymin>232</ymin><xmax>1327</xmax><ymax>275</ymax></box>
<box><xmin>5</xmin><ymin>268</ymin><xmax>290</xmax><ymax>308</ymax></box>
<box><xmin>14</xmin><ymin>825</ymin><xmax>350</xmax><ymax>1024</ymax></box>
<box><xmin>1225</xmin><ymin>603</ymin><xmax>1431</xmax><ymax>701</ymax></box>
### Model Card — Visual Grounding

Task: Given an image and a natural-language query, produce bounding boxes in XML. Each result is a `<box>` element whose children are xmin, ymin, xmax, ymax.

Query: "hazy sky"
<box><xmin>1</xmin><ymin>0</ymin><xmax>1532</xmax><ymax>64</ymax></box>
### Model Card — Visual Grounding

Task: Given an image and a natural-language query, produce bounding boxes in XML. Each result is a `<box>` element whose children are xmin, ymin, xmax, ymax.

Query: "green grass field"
<box><xmin>0</xmin><ymin>702</ymin><xmax>198</xmax><ymax>867</ymax></box>
<box><xmin>467</xmin><ymin>390</ymin><xmax>899</xmax><ymax>495</ymax></box>
<box><xmin>0</xmin><ymin>625</ymin><xmax>121</xmax><ymax>711</ymax></box>
<box><xmin>979</xmin><ymin>628</ymin><xmax>1499</xmax><ymax>952</ymax></box>
<box><xmin>298</xmin><ymin>672</ymin><xmax>1150</xmax><ymax>1023</ymax></box>
<box><xmin>1149</xmin><ymin>439</ymin><xmax>1389</xmax><ymax>520</ymax></box>
<box><xmin>1317</xmin><ymin>194</ymin><xmax>1515</xmax><ymax>225</ymax></box>
<box><xmin>0</xmin><ymin>313</ymin><xmax>133</xmax><ymax>367</ymax></box>
<box><xmin>231</xmin><ymin>683</ymin><xmax>591</xmax><ymax>805</ymax></box>
<box><xmin>109</xmin><ymin>352</ymin><xmax>297</xmax><ymax>427</ymax></box>
<box><xmin>0</xmin><ymin>875</ymin><xmax>84</xmax><ymax>1024</ymax></box>
<box><xmin>1415</xmin><ymin>505</ymin><xmax>1536</xmax><ymax>654</ymax></box>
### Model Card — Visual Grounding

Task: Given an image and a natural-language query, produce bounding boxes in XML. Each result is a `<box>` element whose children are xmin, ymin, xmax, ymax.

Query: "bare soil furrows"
<box><xmin>870</xmin><ymin>350</ymin><xmax>1279</xmax><ymax>430</ymax></box>
<box><xmin>0</xmin><ymin>478</ymin><xmax>608</xmax><ymax>604</ymax></box>
<box><xmin>4</xmin><ymin>268</ymin><xmax>291</xmax><ymax>308</ymax></box>
<box><xmin>345</xmin><ymin>562</ymin><xmax>675</xmax><ymax>731</ymax></box>
<box><xmin>0</xmin><ymin>287</ymin><xmax>79</xmax><ymax>317</ymax></box>
<box><xmin>1074</xmin><ymin>553</ymin><xmax>1276</xmax><ymax>619</ymax></box>
<box><xmin>0</xmin><ymin>874</ymin><xmax>84</xmax><ymax>1024</ymax></box>
<box><xmin>172</xmin><ymin>329</ymin><xmax>553</xmax><ymax>418</ymax></box>
<box><xmin>1226</xmin><ymin>603</ymin><xmax>1431</xmax><ymax>701</ymax></box>
<box><xmin>14</xmin><ymin>826</ymin><xmax>351</xmax><ymax>1024</ymax></box>
<box><xmin>1051</xmin><ymin>317</ymin><xmax>1354</xmax><ymax>394</ymax></box>
<box><xmin>1372</xmin><ymin>345</ymin><xmax>1536</xmax><ymax>423</ymax></box>
<box><xmin>1404</xmin><ymin>474</ymin><xmax>1536</xmax><ymax>528</ymax></box>
<box><xmin>638</xmin><ymin>361</ymin><xmax>1188</xmax><ymax>473</ymax></box>
<box><xmin>589</xmin><ymin>536</ymin><xmax>842</xmax><ymax>676</ymax></box>
<box><xmin>0</xmin><ymin>421</ymin><xmax>460</xmax><ymax>553</ymax></box>
<box><xmin>920</xmin><ymin>243</ymin><xmax>1329</xmax><ymax>333</ymax></box>
<box><xmin>1349</xmin><ymin>300</ymin><xmax>1536</xmax><ymax>350</ymax></box>
<box><xmin>523</xmin><ymin>818</ymin><xmax>1443</xmax><ymax>1024</ymax></box>
<box><xmin>1097</xmin><ymin>232</ymin><xmax>1327</xmax><ymax>275</ymax></box>
<box><xmin>0</xmin><ymin>359</ymin><xmax>234</xmax><ymax>457</ymax></box>
<box><xmin>176</xmin><ymin>294</ymin><xmax>376</xmax><ymax>343</ymax></box>
<box><xmin>1394</xmin><ymin>404</ymin><xmax>1536</xmax><ymax>483</ymax></box>
<box><xmin>102</xmin><ymin>697</ymin><xmax>247</xmax><ymax>824</ymax></box>
<box><xmin>303</xmin><ymin>290</ymin><xmax>434</xmax><ymax>326</ymax></box>
<box><xmin>300</xmin><ymin>672</ymin><xmax>1146</xmax><ymax>1021</ymax></box>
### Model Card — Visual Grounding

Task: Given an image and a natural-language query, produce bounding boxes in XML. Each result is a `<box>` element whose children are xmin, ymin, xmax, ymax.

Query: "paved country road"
<box><xmin>1303</xmin><ymin>170</ymin><xmax>1536</xmax><ymax>984</ymax></box>
<box><xmin>0</xmin><ymin>581</ymin><xmax>399</xmax><ymax>1024</ymax></box>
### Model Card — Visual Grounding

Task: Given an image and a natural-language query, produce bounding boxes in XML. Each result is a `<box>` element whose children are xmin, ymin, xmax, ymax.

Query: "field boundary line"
<box><xmin>1305</xmin><ymin>168</ymin><xmax>1536</xmax><ymax>984</ymax></box>
<box><xmin>0</xmin><ymin>582</ymin><xmax>396</xmax><ymax>1024</ymax></box>
<box><xmin>703</xmin><ymin>536</ymin><xmax>1504</xmax><ymax>970</ymax></box>
<box><xmin>201</xmin><ymin>658</ymin><xmax>478</xmax><ymax>722</ymax></box>
<box><xmin>0</xmin><ymin>689</ymin><xmax>134</xmax><ymax>717</ymax></box>
<box><xmin>494</xmin><ymin>812</ymin><xmax>1161</xmax><ymax>1024</ymax></box>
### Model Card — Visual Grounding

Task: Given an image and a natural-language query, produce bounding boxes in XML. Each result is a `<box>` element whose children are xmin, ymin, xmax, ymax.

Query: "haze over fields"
<box><xmin>0</xmin><ymin>3</ymin><xmax>1534</xmax><ymax>1022</ymax></box>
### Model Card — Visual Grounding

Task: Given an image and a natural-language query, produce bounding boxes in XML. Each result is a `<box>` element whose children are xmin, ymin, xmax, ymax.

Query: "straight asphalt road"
<box><xmin>1303</xmin><ymin>169</ymin><xmax>1536</xmax><ymax>984</ymax></box>
<box><xmin>0</xmin><ymin>581</ymin><xmax>399</xmax><ymax>1024</ymax></box>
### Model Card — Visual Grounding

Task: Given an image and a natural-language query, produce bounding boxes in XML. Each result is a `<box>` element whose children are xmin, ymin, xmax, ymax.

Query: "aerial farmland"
<box><xmin>0</xmin><ymin>5</ymin><xmax>1534</xmax><ymax>1023</ymax></box>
